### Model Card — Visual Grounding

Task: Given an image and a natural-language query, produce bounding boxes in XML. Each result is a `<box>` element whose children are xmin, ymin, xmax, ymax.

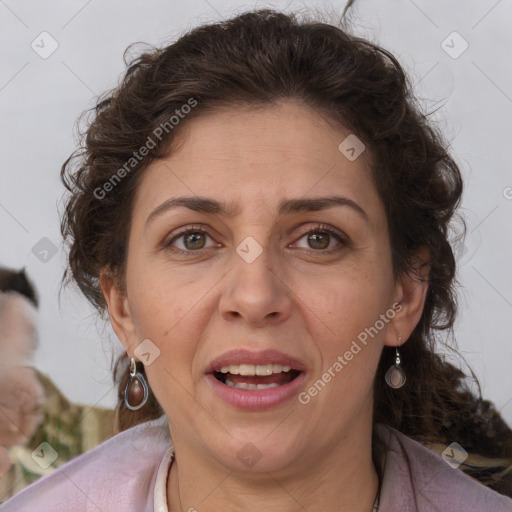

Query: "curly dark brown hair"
<box><xmin>59</xmin><ymin>8</ymin><xmax>512</xmax><ymax>496</ymax></box>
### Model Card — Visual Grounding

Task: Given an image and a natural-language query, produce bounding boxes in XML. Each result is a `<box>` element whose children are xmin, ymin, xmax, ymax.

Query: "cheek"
<box><xmin>308</xmin><ymin>263</ymin><xmax>390</xmax><ymax>330</ymax></box>
<box><xmin>301</xmin><ymin>264</ymin><xmax>393</xmax><ymax>382</ymax></box>
<box><xmin>301</xmin><ymin>284</ymin><xmax>387</xmax><ymax>410</ymax></box>
<box><xmin>127</xmin><ymin>248</ymin><xmax>216</xmax><ymax>333</ymax></box>
<box><xmin>128</xmin><ymin>275</ymin><xmax>211</xmax><ymax>401</ymax></box>
<box><xmin>130</xmin><ymin>278</ymin><xmax>210</xmax><ymax>347</ymax></box>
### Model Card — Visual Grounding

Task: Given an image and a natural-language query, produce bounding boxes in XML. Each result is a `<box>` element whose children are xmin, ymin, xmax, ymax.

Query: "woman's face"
<box><xmin>106</xmin><ymin>100</ymin><xmax>410</xmax><ymax>472</ymax></box>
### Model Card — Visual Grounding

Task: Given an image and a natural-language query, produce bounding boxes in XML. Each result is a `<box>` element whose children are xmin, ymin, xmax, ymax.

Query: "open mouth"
<box><xmin>212</xmin><ymin>364</ymin><xmax>302</xmax><ymax>390</ymax></box>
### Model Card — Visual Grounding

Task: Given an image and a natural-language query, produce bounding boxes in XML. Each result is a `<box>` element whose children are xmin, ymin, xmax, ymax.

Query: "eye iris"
<box><xmin>184</xmin><ymin>232</ymin><xmax>205</xmax><ymax>250</ymax></box>
<box><xmin>178</xmin><ymin>230</ymin><xmax>335</xmax><ymax>251</ymax></box>
<box><xmin>308</xmin><ymin>232</ymin><xmax>329</xmax><ymax>250</ymax></box>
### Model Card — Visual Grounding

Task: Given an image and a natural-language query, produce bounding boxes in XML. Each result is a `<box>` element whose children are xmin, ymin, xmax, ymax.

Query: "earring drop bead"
<box><xmin>385</xmin><ymin>342</ymin><xmax>406</xmax><ymax>389</ymax></box>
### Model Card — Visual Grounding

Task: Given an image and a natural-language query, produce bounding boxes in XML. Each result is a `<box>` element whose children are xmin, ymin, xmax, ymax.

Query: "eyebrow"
<box><xmin>145</xmin><ymin>195</ymin><xmax>368</xmax><ymax>230</ymax></box>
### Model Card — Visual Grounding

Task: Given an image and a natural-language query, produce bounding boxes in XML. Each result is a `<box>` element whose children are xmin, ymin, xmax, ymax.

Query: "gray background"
<box><xmin>1</xmin><ymin>0</ymin><xmax>511</xmax><ymax>423</ymax></box>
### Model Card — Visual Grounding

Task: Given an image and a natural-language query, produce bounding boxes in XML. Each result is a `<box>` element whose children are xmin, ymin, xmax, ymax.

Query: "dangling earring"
<box><xmin>385</xmin><ymin>336</ymin><xmax>406</xmax><ymax>389</ymax></box>
<box><xmin>124</xmin><ymin>357</ymin><xmax>149</xmax><ymax>410</ymax></box>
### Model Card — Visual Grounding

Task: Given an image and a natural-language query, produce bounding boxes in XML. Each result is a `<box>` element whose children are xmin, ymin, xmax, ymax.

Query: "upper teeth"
<box><xmin>219</xmin><ymin>364</ymin><xmax>291</xmax><ymax>376</ymax></box>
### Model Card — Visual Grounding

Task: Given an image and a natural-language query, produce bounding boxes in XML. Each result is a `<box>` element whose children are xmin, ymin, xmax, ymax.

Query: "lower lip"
<box><xmin>205</xmin><ymin>372</ymin><xmax>306</xmax><ymax>411</ymax></box>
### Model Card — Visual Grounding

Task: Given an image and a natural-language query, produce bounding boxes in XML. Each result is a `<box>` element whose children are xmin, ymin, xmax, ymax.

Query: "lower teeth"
<box><xmin>224</xmin><ymin>379</ymin><xmax>281</xmax><ymax>390</ymax></box>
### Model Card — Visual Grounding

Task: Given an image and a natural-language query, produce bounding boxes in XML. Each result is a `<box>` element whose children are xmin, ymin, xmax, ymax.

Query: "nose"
<box><xmin>219</xmin><ymin>243</ymin><xmax>293</xmax><ymax>327</ymax></box>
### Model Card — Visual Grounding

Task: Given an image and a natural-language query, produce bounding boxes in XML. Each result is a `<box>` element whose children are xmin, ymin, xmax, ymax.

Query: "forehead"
<box><xmin>133</xmin><ymin>100</ymin><xmax>381</xmax><ymax>220</ymax></box>
<box><xmin>166</xmin><ymin>100</ymin><xmax>370</xmax><ymax>172</ymax></box>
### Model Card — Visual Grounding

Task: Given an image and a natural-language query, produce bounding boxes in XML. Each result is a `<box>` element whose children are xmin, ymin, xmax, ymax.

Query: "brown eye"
<box><xmin>293</xmin><ymin>224</ymin><xmax>349</xmax><ymax>254</ymax></box>
<box><xmin>183</xmin><ymin>231</ymin><xmax>206</xmax><ymax>250</ymax></box>
<box><xmin>165</xmin><ymin>226</ymin><xmax>219</xmax><ymax>255</ymax></box>
<box><xmin>307</xmin><ymin>232</ymin><xmax>330</xmax><ymax>250</ymax></box>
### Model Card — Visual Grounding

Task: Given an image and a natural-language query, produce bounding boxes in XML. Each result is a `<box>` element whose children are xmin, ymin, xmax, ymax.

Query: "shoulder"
<box><xmin>0</xmin><ymin>415</ymin><xmax>172</xmax><ymax>512</ymax></box>
<box><xmin>376</xmin><ymin>424</ymin><xmax>512</xmax><ymax>512</ymax></box>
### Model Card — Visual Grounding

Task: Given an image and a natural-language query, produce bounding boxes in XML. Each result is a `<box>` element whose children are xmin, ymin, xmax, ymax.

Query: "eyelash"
<box><xmin>163</xmin><ymin>223</ymin><xmax>349</xmax><ymax>256</ymax></box>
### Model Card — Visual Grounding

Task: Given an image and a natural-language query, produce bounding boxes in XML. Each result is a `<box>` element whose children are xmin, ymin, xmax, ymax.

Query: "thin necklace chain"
<box><xmin>174</xmin><ymin>466</ymin><xmax>381</xmax><ymax>512</ymax></box>
<box><xmin>372</xmin><ymin>478</ymin><xmax>381</xmax><ymax>512</ymax></box>
<box><xmin>176</xmin><ymin>496</ymin><xmax>379</xmax><ymax>512</ymax></box>
<box><xmin>372</xmin><ymin>492</ymin><xmax>380</xmax><ymax>511</ymax></box>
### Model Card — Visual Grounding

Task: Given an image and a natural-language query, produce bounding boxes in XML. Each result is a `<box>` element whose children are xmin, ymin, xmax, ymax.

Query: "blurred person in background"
<box><xmin>0</xmin><ymin>267</ymin><xmax>114</xmax><ymax>502</ymax></box>
<box><xmin>0</xmin><ymin>276</ymin><xmax>44</xmax><ymax>481</ymax></box>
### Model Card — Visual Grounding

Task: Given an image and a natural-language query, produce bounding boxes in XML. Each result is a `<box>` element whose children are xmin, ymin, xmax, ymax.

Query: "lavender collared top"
<box><xmin>1</xmin><ymin>414</ymin><xmax>511</xmax><ymax>511</ymax></box>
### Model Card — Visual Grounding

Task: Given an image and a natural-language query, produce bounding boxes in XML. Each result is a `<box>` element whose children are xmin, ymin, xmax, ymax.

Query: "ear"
<box><xmin>384</xmin><ymin>246</ymin><xmax>430</xmax><ymax>347</ymax></box>
<box><xmin>99</xmin><ymin>268</ymin><xmax>137</xmax><ymax>354</ymax></box>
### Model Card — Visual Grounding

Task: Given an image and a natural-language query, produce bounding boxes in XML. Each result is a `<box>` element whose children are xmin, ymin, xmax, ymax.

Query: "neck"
<box><xmin>167</xmin><ymin>421</ymin><xmax>379</xmax><ymax>512</ymax></box>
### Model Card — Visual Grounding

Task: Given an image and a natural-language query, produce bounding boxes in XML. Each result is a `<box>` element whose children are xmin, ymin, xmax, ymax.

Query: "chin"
<box><xmin>206</xmin><ymin>432</ymin><xmax>301</xmax><ymax>474</ymax></box>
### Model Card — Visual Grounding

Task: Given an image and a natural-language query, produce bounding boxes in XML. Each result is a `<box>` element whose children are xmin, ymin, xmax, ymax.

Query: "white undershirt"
<box><xmin>153</xmin><ymin>446</ymin><xmax>174</xmax><ymax>512</ymax></box>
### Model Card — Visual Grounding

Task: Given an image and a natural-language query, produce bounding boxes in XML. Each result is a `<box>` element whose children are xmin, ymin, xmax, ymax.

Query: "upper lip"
<box><xmin>205</xmin><ymin>348</ymin><xmax>307</xmax><ymax>373</ymax></box>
